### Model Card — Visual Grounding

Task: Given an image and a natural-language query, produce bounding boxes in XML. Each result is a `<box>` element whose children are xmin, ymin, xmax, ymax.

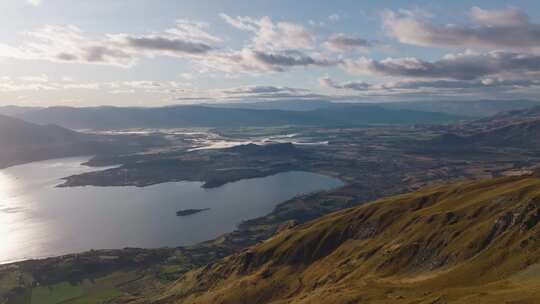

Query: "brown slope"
<box><xmin>456</xmin><ymin>106</ymin><xmax>540</xmax><ymax>134</ymax></box>
<box><xmin>431</xmin><ymin>119</ymin><xmax>540</xmax><ymax>149</ymax></box>
<box><xmin>154</xmin><ymin>175</ymin><xmax>540</xmax><ymax>304</ymax></box>
<box><xmin>471</xmin><ymin>119</ymin><xmax>540</xmax><ymax>147</ymax></box>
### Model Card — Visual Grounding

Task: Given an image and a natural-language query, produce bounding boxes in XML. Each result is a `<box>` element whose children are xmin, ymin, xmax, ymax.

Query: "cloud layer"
<box><xmin>341</xmin><ymin>51</ymin><xmax>540</xmax><ymax>80</ymax></box>
<box><xmin>0</xmin><ymin>20</ymin><xmax>221</xmax><ymax>67</ymax></box>
<box><xmin>325</xmin><ymin>33</ymin><xmax>374</xmax><ymax>52</ymax></box>
<box><xmin>383</xmin><ymin>7</ymin><xmax>540</xmax><ymax>51</ymax></box>
<box><xmin>220</xmin><ymin>14</ymin><xmax>315</xmax><ymax>51</ymax></box>
<box><xmin>3</xmin><ymin>6</ymin><xmax>540</xmax><ymax>105</ymax></box>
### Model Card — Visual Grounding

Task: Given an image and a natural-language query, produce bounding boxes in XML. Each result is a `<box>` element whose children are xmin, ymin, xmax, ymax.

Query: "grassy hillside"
<box><xmin>157</xmin><ymin>175</ymin><xmax>540</xmax><ymax>304</ymax></box>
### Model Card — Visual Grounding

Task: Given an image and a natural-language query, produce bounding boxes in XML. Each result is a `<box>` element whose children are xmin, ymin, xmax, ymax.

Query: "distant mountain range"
<box><xmin>466</xmin><ymin>105</ymin><xmax>540</xmax><ymax>131</ymax></box>
<box><xmin>0</xmin><ymin>105</ymin><xmax>41</xmax><ymax>116</ymax></box>
<box><xmin>0</xmin><ymin>114</ymin><xmax>159</xmax><ymax>168</ymax></box>
<box><xmin>2</xmin><ymin>100</ymin><xmax>538</xmax><ymax>164</ymax></box>
<box><xmin>0</xmin><ymin>114</ymin><xmax>88</xmax><ymax>168</ymax></box>
<box><xmin>439</xmin><ymin>119</ymin><xmax>540</xmax><ymax>149</ymax></box>
<box><xmin>9</xmin><ymin>104</ymin><xmax>462</xmax><ymax>130</ymax></box>
<box><xmin>0</xmin><ymin>114</ymin><xmax>82</xmax><ymax>147</ymax></box>
<box><xmin>428</xmin><ymin>106</ymin><xmax>540</xmax><ymax>149</ymax></box>
<box><xmin>472</xmin><ymin>120</ymin><xmax>540</xmax><ymax>147</ymax></box>
<box><xmin>380</xmin><ymin>99</ymin><xmax>540</xmax><ymax>117</ymax></box>
<box><xmin>205</xmin><ymin>99</ymin><xmax>540</xmax><ymax>117</ymax></box>
<box><xmin>2</xmin><ymin>99</ymin><xmax>538</xmax><ymax>130</ymax></box>
<box><xmin>200</xmin><ymin>99</ymin><xmax>336</xmax><ymax>111</ymax></box>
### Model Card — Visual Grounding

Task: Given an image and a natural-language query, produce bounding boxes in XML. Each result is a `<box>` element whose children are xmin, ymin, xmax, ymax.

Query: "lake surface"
<box><xmin>0</xmin><ymin>157</ymin><xmax>342</xmax><ymax>264</ymax></box>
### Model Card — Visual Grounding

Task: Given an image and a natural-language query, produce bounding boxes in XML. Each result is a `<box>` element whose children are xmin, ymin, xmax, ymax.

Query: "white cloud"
<box><xmin>210</xmin><ymin>14</ymin><xmax>343</xmax><ymax>74</ymax></box>
<box><xmin>0</xmin><ymin>25</ymin><xmax>135</xmax><ymax>67</ymax></box>
<box><xmin>174</xmin><ymin>85</ymin><xmax>322</xmax><ymax>102</ymax></box>
<box><xmin>19</xmin><ymin>74</ymin><xmax>48</xmax><ymax>83</ymax></box>
<box><xmin>469</xmin><ymin>6</ymin><xmax>528</xmax><ymax>27</ymax></box>
<box><xmin>198</xmin><ymin>48</ymin><xmax>338</xmax><ymax>75</ymax></box>
<box><xmin>0</xmin><ymin>77</ymin><xmax>193</xmax><ymax>96</ymax></box>
<box><xmin>319</xmin><ymin>77</ymin><xmax>371</xmax><ymax>91</ymax></box>
<box><xmin>328</xmin><ymin>14</ymin><xmax>341</xmax><ymax>22</ymax></box>
<box><xmin>317</xmin><ymin>74</ymin><xmax>540</xmax><ymax>104</ymax></box>
<box><xmin>27</xmin><ymin>0</ymin><xmax>41</xmax><ymax>7</ymax></box>
<box><xmin>341</xmin><ymin>51</ymin><xmax>540</xmax><ymax>80</ymax></box>
<box><xmin>383</xmin><ymin>7</ymin><xmax>540</xmax><ymax>52</ymax></box>
<box><xmin>222</xmin><ymin>85</ymin><xmax>307</xmax><ymax>95</ymax></box>
<box><xmin>325</xmin><ymin>33</ymin><xmax>372</xmax><ymax>52</ymax></box>
<box><xmin>6</xmin><ymin>6</ymin><xmax>540</xmax><ymax>104</ymax></box>
<box><xmin>0</xmin><ymin>20</ymin><xmax>222</xmax><ymax>67</ymax></box>
<box><xmin>220</xmin><ymin>14</ymin><xmax>315</xmax><ymax>51</ymax></box>
<box><xmin>0</xmin><ymin>17</ymin><xmax>332</xmax><ymax>75</ymax></box>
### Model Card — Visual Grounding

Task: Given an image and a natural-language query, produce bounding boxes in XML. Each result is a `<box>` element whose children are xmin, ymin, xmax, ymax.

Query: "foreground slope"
<box><xmin>157</xmin><ymin>175</ymin><xmax>540</xmax><ymax>304</ymax></box>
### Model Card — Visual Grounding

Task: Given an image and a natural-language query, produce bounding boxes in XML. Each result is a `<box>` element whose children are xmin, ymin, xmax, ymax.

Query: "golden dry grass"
<box><xmin>153</xmin><ymin>176</ymin><xmax>540</xmax><ymax>304</ymax></box>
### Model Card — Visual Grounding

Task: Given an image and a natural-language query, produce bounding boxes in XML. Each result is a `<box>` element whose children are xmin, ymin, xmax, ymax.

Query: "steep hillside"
<box><xmin>447</xmin><ymin>106</ymin><xmax>540</xmax><ymax>135</ymax></box>
<box><xmin>0</xmin><ymin>113</ymin><xmax>82</xmax><ymax>146</ymax></box>
<box><xmin>428</xmin><ymin>115</ymin><xmax>540</xmax><ymax>150</ymax></box>
<box><xmin>0</xmin><ymin>114</ymin><xmax>92</xmax><ymax>167</ymax></box>
<box><xmin>0</xmin><ymin>114</ymin><xmax>158</xmax><ymax>168</ymax></box>
<box><xmin>471</xmin><ymin>120</ymin><xmax>540</xmax><ymax>148</ymax></box>
<box><xmin>156</xmin><ymin>175</ymin><xmax>540</xmax><ymax>304</ymax></box>
<box><xmin>475</xmin><ymin>106</ymin><xmax>540</xmax><ymax>127</ymax></box>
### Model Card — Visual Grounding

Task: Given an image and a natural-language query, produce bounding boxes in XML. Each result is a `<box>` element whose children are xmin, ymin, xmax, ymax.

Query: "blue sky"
<box><xmin>0</xmin><ymin>0</ymin><xmax>539</xmax><ymax>106</ymax></box>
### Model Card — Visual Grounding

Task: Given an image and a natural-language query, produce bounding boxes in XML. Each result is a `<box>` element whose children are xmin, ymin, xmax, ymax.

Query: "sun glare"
<box><xmin>0</xmin><ymin>171</ymin><xmax>13</xmax><ymax>197</ymax></box>
<box><xmin>0</xmin><ymin>171</ymin><xmax>20</xmax><ymax>263</ymax></box>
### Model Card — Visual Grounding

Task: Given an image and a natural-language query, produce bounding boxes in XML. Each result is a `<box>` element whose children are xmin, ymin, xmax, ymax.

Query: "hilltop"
<box><xmin>156</xmin><ymin>175</ymin><xmax>540</xmax><ymax>304</ymax></box>
<box><xmin>0</xmin><ymin>114</ymin><xmax>166</xmax><ymax>168</ymax></box>
<box><xmin>0</xmin><ymin>114</ymin><xmax>93</xmax><ymax>168</ymax></box>
<box><xmin>425</xmin><ymin>106</ymin><xmax>540</xmax><ymax>150</ymax></box>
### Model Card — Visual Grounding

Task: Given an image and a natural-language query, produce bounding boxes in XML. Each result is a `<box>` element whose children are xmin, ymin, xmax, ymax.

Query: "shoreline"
<box><xmin>0</xmin><ymin>165</ymin><xmax>346</xmax><ymax>267</ymax></box>
<box><xmin>1</xmin><ymin>180</ymin><xmax>346</xmax><ymax>267</ymax></box>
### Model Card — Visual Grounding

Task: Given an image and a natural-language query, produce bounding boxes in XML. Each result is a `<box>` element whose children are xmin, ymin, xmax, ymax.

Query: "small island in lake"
<box><xmin>176</xmin><ymin>208</ymin><xmax>210</xmax><ymax>216</ymax></box>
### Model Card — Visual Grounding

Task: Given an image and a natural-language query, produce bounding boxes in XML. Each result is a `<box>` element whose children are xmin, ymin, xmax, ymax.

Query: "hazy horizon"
<box><xmin>1</xmin><ymin>0</ymin><xmax>539</xmax><ymax>107</ymax></box>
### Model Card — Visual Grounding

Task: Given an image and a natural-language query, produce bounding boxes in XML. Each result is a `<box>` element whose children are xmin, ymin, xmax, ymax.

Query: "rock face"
<box><xmin>155</xmin><ymin>175</ymin><xmax>540</xmax><ymax>304</ymax></box>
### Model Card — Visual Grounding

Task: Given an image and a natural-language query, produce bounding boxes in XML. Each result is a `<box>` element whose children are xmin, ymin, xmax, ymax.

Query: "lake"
<box><xmin>0</xmin><ymin>157</ymin><xmax>343</xmax><ymax>264</ymax></box>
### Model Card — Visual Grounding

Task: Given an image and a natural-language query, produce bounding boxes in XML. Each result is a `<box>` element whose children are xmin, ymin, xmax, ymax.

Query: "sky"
<box><xmin>0</xmin><ymin>0</ymin><xmax>540</xmax><ymax>107</ymax></box>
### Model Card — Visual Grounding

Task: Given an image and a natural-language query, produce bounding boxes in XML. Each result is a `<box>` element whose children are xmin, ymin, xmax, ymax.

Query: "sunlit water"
<box><xmin>0</xmin><ymin>157</ymin><xmax>342</xmax><ymax>264</ymax></box>
<box><xmin>189</xmin><ymin>133</ymin><xmax>329</xmax><ymax>151</ymax></box>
